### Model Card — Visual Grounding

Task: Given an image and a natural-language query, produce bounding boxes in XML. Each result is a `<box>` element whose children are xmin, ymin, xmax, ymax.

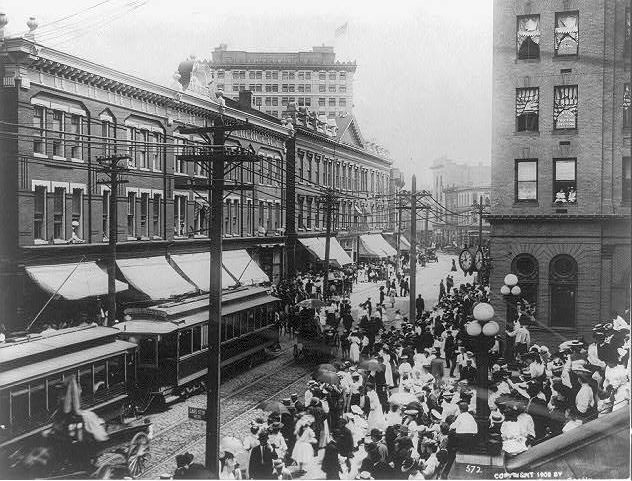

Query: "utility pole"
<box><xmin>96</xmin><ymin>154</ymin><xmax>129</xmax><ymax>326</ymax></box>
<box><xmin>424</xmin><ymin>208</ymin><xmax>429</xmax><ymax>249</ymax></box>
<box><xmin>477</xmin><ymin>195</ymin><xmax>483</xmax><ymax>247</ymax></box>
<box><xmin>409</xmin><ymin>175</ymin><xmax>417</xmax><ymax>323</ymax></box>
<box><xmin>285</xmin><ymin>131</ymin><xmax>297</xmax><ymax>279</ymax></box>
<box><xmin>322</xmin><ymin>188</ymin><xmax>337</xmax><ymax>300</ymax></box>
<box><xmin>396</xmin><ymin>196</ymin><xmax>403</xmax><ymax>275</ymax></box>
<box><xmin>179</xmin><ymin>118</ymin><xmax>262</xmax><ymax>477</ymax></box>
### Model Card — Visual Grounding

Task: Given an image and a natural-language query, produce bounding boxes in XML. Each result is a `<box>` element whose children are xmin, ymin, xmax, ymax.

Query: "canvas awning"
<box><xmin>359</xmin><ymin>234</ymin><xmax>398</xmax><ymax>258</ymax></box>
<box><xmin>299</xmin><ymin>237</ymin><xmax>354</xmax><ymax>266</ymax></box>
<box><xmin>399</xmin><ymin>235</ymin><xmax>411</xmax><ymax>251</ymax></box>
<box><xmin>222</xmin><ymin>249</ymin><xmax>270</xmax><ymax>286</ymax></box>
<box><xmin>25</xmin><ymin>262</ymin><xmax>128</xmax><ymax>300</ymax></box>
<box><xmin>116</xmin><ymin>257</ymin><xmax>197</xmax><ymax>300</ymax></box>
<box><xmin>170</xmin><ymin>253</ymin><xmax>236</xmax><ymax>291</ymax></box>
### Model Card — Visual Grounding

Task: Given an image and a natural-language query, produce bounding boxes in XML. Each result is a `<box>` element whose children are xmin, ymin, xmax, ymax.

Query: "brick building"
<box><xmin>443</xmin><ymin>185</ymin><xmax>491</xmax><ymax>248</ymax></box>
<box><xmin>0</xmin><ymin>32</ymin><xmax>392</xmax><ymax>330</ymax></box>
<box><xmin>489</xmin><ymin>0</ymin><xmax>631</xmax><ymax>342</ymax></box>
<box><xmin>205</xmin><ymin>44</ymin><xmax>356</xmax><ymax>120</ymax></box>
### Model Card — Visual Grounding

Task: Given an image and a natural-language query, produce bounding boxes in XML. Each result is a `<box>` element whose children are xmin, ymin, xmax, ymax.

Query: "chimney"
<box><xmin>238</xmin><ymin>90</ymin><xmax>253</xmax><ymax>110</ymax></box>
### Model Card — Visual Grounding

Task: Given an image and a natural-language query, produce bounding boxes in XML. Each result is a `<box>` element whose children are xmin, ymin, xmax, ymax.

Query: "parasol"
<box><xmin>297</xmin><ymin>298</ymin><xmax>325</xmax><ymax>309</ymax></box>
<box><xmin>317</xmin><ymin>363</ymin><xmax>337</xmax><ymax>372</ymax></box>
<box><xmin>313</xmin><ymin>370</ymin><xmax>340</xmax><ymax>385</ymax></box>
<box><xmin>358</xmin><ymin>359</ymin><xmax>384</xmax><ymax>372</ymax></box>
<box><xmin>220</xmin><ymin>436</ymin><xmax>244</xmax><ymax>456</ymax></box>
<box><xmin>258</xmin><ymin>400</ymin><xmax>290</xmax><ymax>415</ymax></box>
<box><xmin>388</xmin><ymin>392</ymin><xmax>417</xmax><ymax>405</ymax></box>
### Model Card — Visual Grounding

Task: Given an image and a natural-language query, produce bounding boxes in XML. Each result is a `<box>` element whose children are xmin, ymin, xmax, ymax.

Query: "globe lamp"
<box><xmin>504</xmin><ymin>274</ymin><xmax>518</xmax><ymax>287</ymax></box>
<box><xmin>466</xmin><ymin>321</ymin><xmax>482</xmax><ymax>337</ymax></box>
<box><xmin>473</xmin><ymin>302</ymin><xmax>495</xmax><ymax>322</ymax></box>
<box><xmin>500</xmin><ymin>285</ymin><xmax>511</xmax><ymax>295</ymax></box>
<box><xmin>511</xmin><ymin>286</ymin><xmax>522</xmax><ymax>296</ymax></box>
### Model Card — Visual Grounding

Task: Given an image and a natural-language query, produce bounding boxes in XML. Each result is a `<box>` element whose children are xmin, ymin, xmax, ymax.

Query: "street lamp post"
<box><xmin>463</xmin><ymin>302</ymin><xmax>499</xmax><ymax>449</ymax></box>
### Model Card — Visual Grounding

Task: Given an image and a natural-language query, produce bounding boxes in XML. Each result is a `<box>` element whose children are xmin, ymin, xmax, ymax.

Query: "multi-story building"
<box><xmin>443</xmin><ymin>185</ymin><xmax>491</xmax><ymax>248</ymax></box>
<box><xmin>0</xmin><ymin>29</ymin><xmax>392</xmax><ymax>330</ymax></box>
<box><xmin>489</xmin><ymin>0</ymin><xmax>631</xmax><ymax>342</ymax></box>
<box><xmin>430</xmin><ymin>157</ymin><xmax>491</xmax><ymax>244</ymax></box>
<box><xmin>205</xmin><ymin>44</ymin><xmax>356</xmax><ymax>120</ymax></box>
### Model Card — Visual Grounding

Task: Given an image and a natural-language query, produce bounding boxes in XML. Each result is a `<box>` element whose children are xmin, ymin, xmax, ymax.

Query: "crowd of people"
<box><xmin>219</xmin><ymin>264</ymin><xmax>630</xmax><ymax>480</ymax></box>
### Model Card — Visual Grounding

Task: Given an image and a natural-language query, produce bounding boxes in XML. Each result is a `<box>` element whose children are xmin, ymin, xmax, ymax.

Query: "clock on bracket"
<box><xmin>474</xmin><ymin>247</ymin><xmax>485</xmax><ymax>271</ymax></box>
<box><xmin>458</xmin><ymin>249</ymin><xmax>473</xmax><ymax>272</ymax></box>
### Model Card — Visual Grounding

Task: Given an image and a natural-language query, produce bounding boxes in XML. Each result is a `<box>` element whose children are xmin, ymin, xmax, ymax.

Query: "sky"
<box><xmin>1</xmin><ymin>0</ymin><xmax>493</xmax><ymax>189</ymax></box>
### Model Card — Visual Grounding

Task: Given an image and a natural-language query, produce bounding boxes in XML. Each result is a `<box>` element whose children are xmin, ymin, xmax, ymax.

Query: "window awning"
<box><xmin>359</xmin><ymin>234</ymin><xmax>398</xmax><ymax>258</ymax></box>
<box><xmin>25</xmin><ymin>262</ymin><xmax>128</xmax><ymax>300</ymax></box>
<box><xmin>299</xmin><ymin>237</ymin><xmax>354</xmax><ymax>266</ymax></box>
<box><xmin>399</xmin><ymin>235</ymin><xmax>411</xmax><ymax>251</ymax></box>
<box><xmin>222</xmin><ymin>250</ymin><xmax>270</xmax><ymax>286</ymax></box>
<box><xmin>0</xmin><ymin>339</ymin><xmax>137</xmax><ymax>389</ymax></box>
<box><xmin>116</xmin><ymin>257</ymin><xmax>197</xmax><ymax>300</ymax></box>
<box><xmin>170</xmin><ymin>253</ymin><xmax>236</xmax><ymax>291</ymax></box>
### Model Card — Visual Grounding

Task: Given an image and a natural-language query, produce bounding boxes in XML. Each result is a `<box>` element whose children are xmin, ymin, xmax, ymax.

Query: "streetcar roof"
<box><xmin>0</xmin><ymin>339</ymin><xmax>137</xmax><ymax>389</ymax></box>
<box><xmin>115</xmin><ymin>292</ymin><xmax>279</xmax><ymax>335</ymax></box>
<box><xmin>0</xmin><ymin>326</ymin><xmax>120</xmax><ymax>368</ymax></box>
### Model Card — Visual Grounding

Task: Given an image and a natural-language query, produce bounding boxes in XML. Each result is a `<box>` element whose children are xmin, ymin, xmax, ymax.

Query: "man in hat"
<box><xmin>449</xmin><ymin>402</ymin><xmax>478</xmax><ymax>453</ymax></box>
<box><xmin>249</xmin><ymin>431</ymin><xmax>278</xmax><ymax>480</ymax></box>
<box><xmin>430</xmin><ymin>348</ymin><xmax>445</xmax><ymax>381</ymax></box>
<box><xmin>440</xmin><ymin>390</ymin><xmax>459</xmax><ymax>423</ymax></box>
<box><xmin>459</xmin><ymin>359</ymin><xmax>477</xmax><ymax>385</ymax></box>
<box><xmin>268</xmin><ymin>421</ymin><xmax>288</xmax><ymax>461</ymax></box>
<box><xmin>290</xmin><ymin>393</ymin><xmax>304</xmax><ymax>412</ymax></box>
<box><xmin>370</xmin><ymin>428</ymin><xmax>388</xmax><ymax>463</ymax></box>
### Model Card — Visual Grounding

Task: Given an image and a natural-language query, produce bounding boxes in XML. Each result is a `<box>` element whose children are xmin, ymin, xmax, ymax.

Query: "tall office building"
<box><xmin>489</xmin><ymin>0</ymin><xmax>631</xmax><ymax>341</ymax></box>
<box><xmin>206</xmin><ymin>44</ymin><xmax>356</xmax><ymax>119</ymax></box>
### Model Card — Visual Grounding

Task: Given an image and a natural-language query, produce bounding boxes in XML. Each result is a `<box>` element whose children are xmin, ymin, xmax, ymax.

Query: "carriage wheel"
<box><xmin>127</xmin><ymin>432</ymin><xmax>151</xmax><ymax>478</ymax></box>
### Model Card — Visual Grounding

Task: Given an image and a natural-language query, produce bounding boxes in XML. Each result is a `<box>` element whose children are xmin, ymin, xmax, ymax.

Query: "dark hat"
<box><xmin>282</xmin><ymin>398</ymin><xmax>291</xmax><ymax>406</ymax></box>
<box><xmin>258</xmin><ymin>431</ymin><xmax>269</xmax><ymax>441</ymax></box>
<box><xmin>370</xmin><ymin>428</ymin><xmax>383</xmax><ymax>438</ymax></box>
<box><xmin>270</xmin><ymin>421</ymin><xmax>284</xmax><ymax>429</ymax></box>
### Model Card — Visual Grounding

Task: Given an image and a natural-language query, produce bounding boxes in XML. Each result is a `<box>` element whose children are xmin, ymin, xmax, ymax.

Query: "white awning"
<box><xmin>400</xmin><ymin>235</ymin><xmax>411</xmax><ymax>251</ymax></box>
<box><xmin>359</xmin><ymin>234</ymin><xmax>398</xmax><ymax>258</ymax></box>
<box><xmin>299</xmin><ymin>237</ymin><xmax>353</xmax><ymax>266</ymax></box>
<box><xmin>170</xmin><ymin>252</ymin><xmax>236</xmax><ymax>290</ymax></box>
<box><xmin>222</xmin><ymin>250</ymin><xmax>270</xmax><ymax>286</ymax></box>
<box><xmin>25</xmin><ymin>262</ymin><xmax>128</xmax><ymax>300</ymax></box>
<box><xmin>116</xmin><ymin>257</ymin><xmax>197</xmax><ymax>300</ymax></box>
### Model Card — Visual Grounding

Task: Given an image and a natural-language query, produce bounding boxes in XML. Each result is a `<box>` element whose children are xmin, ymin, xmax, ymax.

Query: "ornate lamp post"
<box><xmin>463</xmin><ymin>302</ymin><xmax>499</xmax><ymax>447</ymax></box>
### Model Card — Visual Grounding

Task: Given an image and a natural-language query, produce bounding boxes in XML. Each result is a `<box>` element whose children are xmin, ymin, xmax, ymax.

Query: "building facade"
<box><xmin>443</xmin><ymin>185</ymin><xmax>491</xmax><ymax>248</ymax></box>
<box><xmin>489</xmin><ymin>0</ymin><xmax>631</xmax><ymax>342</ymax></box>
<box><xmin>205</xmin><ymin>44</ymin><xmax>356</xmax><ymax>120</ymax></box>
<box><xmin>0</xmin><ymin>32</ymin><xmax>392</xmax><ymax>330</ymax></box>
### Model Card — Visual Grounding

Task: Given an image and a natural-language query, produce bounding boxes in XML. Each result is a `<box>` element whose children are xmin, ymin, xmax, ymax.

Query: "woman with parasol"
<box><xmin>291</xmin><ymin>414</ymin><xmax>317</xmax><ymax>475</ymax></box>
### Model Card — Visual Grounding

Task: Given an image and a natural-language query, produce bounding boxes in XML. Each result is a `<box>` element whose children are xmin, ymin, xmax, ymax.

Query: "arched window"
<box><xmin>510</xmin><ymin>254</ymin><xmax>539</xmax><ymax>323</ymax></box>
<box><xmin>549</xmin><ymin>255</ymin><xmax>578</xmax><ymax>327</ymax></box>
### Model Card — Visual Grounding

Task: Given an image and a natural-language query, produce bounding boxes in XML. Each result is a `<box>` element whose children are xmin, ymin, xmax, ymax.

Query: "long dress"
<box><xmin>292</xmin><ymin>426</ymin><xmax>317</xmax><ymax>465</ymax></box>
<box><xmin>367</xmin><ymin>390</ymin><xmax>386</xmax><ymax>431</ymax></box>
<box><xmin>319</xmin><ymin>399</ymin><xmax>331</xmax><ymax>448</ymax></box>
<box><xmin>383</xmin><ymin>352</ymin><xmax>394</xmax><ymax>387</ymax></box>
<box><xmin>349</xmin><ymin>337</ymin><xmax>361</xmax><ymax>363</ymax></box>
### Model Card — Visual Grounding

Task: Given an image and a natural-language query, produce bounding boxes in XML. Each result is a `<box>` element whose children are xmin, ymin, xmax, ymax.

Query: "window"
<box><xmin>271</xmin><ymin>84</ymin><xmax>278</xmax><ymax>92</ymax></box>
<box><xmin>139</xmin><ymin>192</ymin><xmax>149</xmax><ymax>237</ymax></box>
<box><xmin>174</xmin><ymin>137</ymin><xmax>186</xmax><ymax>174</ymax></box>
<box><xmin>53</xmin><ymin>187</ymin><xmax>65</xmax><ymax>240</ymax></box>
<box><xmin>549</xmin><ymin>255</ymin><xmax>577</xmax><ymax>327</ymax></box>
<box><xmin>282</xmin><ymin>71</ymin><xmax>289</xmax><ymax>80</ymax></box>
<box><xmin>271</xmin><ymin>110</ymin><xmax>278</xmax><ymax>117</ymax></box>
<box><xmin>288</xmin><ymin>85</ymin><xmax>295</xmax><ymax>93</ymax></box>
<box><xmin>624</xmin><ymin>83</ymin><xmax>631</xmax><ymax>129</ymax></box>
<box><xmin>306</xmin><ymin>198</ymin><xmax>312</xmax><ymax>229</ymax></box>
<box><xmin>127</xmin><ymin>192</ymin><xmax>136</xmax><ymax>237</ymax></box>
<box><xmin>281</xmin><ymin>97</ymin><xmax>289</xmax><ymax>106</ymax></box>
<box><xmin>256</xmin><ymin>84</ymin><xmax>263</xmax><ymax>92</ymax></box>
<box><xmin>102</xmin><ymin>119</ymin><xmax>114</xmax><ymax>157</ymax></box>
<box><xmin>318</xmin><ymin>98</ymin><xmax>326</xmax><ymax>107</ymax></box>
<box><xmin>340</xmin><ymin>72</ymin><xmax>346</xmax><ymax>81</ymax></box>
<box><xmin>623</xmin><ymin>157</ymin><xmax>631</xmax><ymax>204</ymax></box>
<box><xmin>340</xmin><ymin>85</ymin><xmax>346</xmax><ymax>93</ymax></box>
<box><xmin>102</xmin><ymin>190</ymin><xmax>110</xmax><ymax>239</ymax></box>
<box><xmin>137</xmin><ymin>130</ymin><xmax>148</xmax><ymax>168</ymax></box>
<box><xmin>174</xmin><ymin>194</ymin><xmax>187</xmax><ymax>237</ymax></box>
<box><xmin>554</xmin><ymin>11</ymin><xmax>579</xmax><ymax>56</ymax></box>
<box><xmin>515</xmin><ymin>160</ymin><xmax>538</xmax><ymax>201</ymax></box>
<box><xmin>153</xmin><ymin>193</ymin><xmax>161</xmax><ymax>236</ymax></box>
<box><xmin>51</xmin><ymin>111</ymin><xmax>64</xmax><ymax>157</ymax></box>
<box><xmin>69</xmin><ymin>115</ymin><xmax>82</xmax><ymax>160</ymax></box>
<box><xmin>329</xmin><ymin>85</ymin><xmax>336</xmax><ymax>93</ymax></box>
<box><xmin>298</xmin><ymin>84</ymin><xmax>304</xmax><ymax>93</ymax></box>
<box><xmin>307</xmin><ymin>156</ymin><xmax>313</xmax><ymax>182</ymax></box>
<box><xmin>34</xmin><ymin>186</ymin><xmax>46</xmax><ymax>241</ymax></box>
<box><xmin>249</xmin><ymin>71</ymin><xmax>255</xmax><ymax>79</ymax></box>
<box><xmin>516</xmin><ymin>88</ymin><xmax>539</xmax><ymax>131</ymax></box>
<box><xmin>339</xmin><ymin>98</ymin><xmax>347</xmax><ymax>107</ymax></box>
<box><xmin>319</xmin><ymin>71</ymin><xmax>326</xmax><ymax>81</ymax></box>
<box><xmin>179</xmin><ymin>329</ymin><xmax>192</xmax><ymax>356</ymax></box>
<box><xmin>298</xmin><ymin>97</ymin><xmax>304</xmax><ymax>107</ymax></box>
<box><xmin>266</xmin><ymin>71</ymin><xmax>271</xmax><ymax>80</ymax></box>
<box><xmin>553</xmin><ymin>85</ymin><xmax>578</xmax><ymax>130</ymax></box>
<box><xmin>217</xmin><ymin>70</ymin><xmax>225</xmax><ymax>79</ymax></box>
<box><xmin>194</xmin><ymin>199</ymin><xmax>208</xmax><ymax>236</ymax></box>
<box><xmin>152</xmin><ymin>133</ymin><xmax>162</xmax><ymax>170</ymax></box>
<box><xmin>265</xmin><ymin>84</ymin><xmax>272</xmax><ymax>93</ymax></box>
<box><xmin>72</xmin><ymin>189</ymin><xmax>82</xmax><ymax>237</ymax></box>
<box><xmin>553</xmin><ymin>159</ymin><xmax>577</xmax><ymax>204</ymax></box>
<box><xmin>126</xmin><ymin>127</ymin><xmax>135</xmax><ymax>166</ymax></box>
<box><xmin>272</xmin><ymin>97</ymin><xmax>278</xmax><ymax>106</ymax></box>
<box><xmin>289</xmin><ymin>72</ymin><xmax>295</xmax><ymax>80</ymax></box>
<box><xmin>319</xmin><ymin>85</ymin><xmax>326</xmax><ymax>93</ymax></box>
<box><xmin>305</xmin><ymin>98</ymin><xmax>311</xmax><ymax>107</ymax></box>
<box><xmin>298</xmin><ymin>152</ymin><xmax>304</xmax><ymax>180</ymax></box>
<box><xmin>33</xmin><ymin>106</ymin><xmax>45</xmax><ymax>154</ymax></box>
<box><xmin>255</xmin><ymin>97</ymin><xmax>262</xmax><ymax>106</ymax></box>
<box><xmin>305</xmin><ymin>84</ymin><xmax>311</xmax><ymax>93</ymax></box>
<box><xmin>509</xmin><ymin>254</ymin><xmax>539</xmax><ymax>323</ymax></box>
<box><xmin>108</xmin><ymin>355</ymin><xmax>125</xmax><ymax>387</ymax></box>
<box><xmin>298</xmin><ymin>71</ymin><xmax>304</xmax><ymax>80</ymax></box>
<box><xmin>625</xmin><ymin>7</ymin><xmax>631</xmax><ymax>56</ymax></box>
<box><xmin>517</xmin><ymin>15</ymin><xmax>540</xmax><ymax>60</ymax></box>
<box><xmin>329</xmin><ymin>72</ymin><xmax>336</xmax><ymax>81</ymax></box>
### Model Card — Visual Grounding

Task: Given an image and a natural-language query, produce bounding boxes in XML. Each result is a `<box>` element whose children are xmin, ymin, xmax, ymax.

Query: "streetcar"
<box><xmin>115</xmin><ymin>286</ymin><xmax>280</xmax><ymax>405</ymax></box>
<box><xmin>0</xmin><ymin>325</ymin><xmax>153</xmax><ymax>477</ymax></box>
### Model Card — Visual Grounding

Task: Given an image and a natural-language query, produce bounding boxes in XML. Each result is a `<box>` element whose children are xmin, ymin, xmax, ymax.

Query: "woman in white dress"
<box><xmin>381</xmin><ymin>348</ymin><xmax>395</xmax><ymax>388</ymax></box>
<box><xmin>347</xmin><ymin>408</ymin><xmax>368</xmax><ymax>446</ymax></box>
<box><xmin>292</xmin><ymin>417</ymin><xmax>317</xmax><ymax>473</ymax></box>
<box><xmin>349</xmin><ymin>334</ymin><xmax>361</xmax><ymax>364</ymax></box>
<box><xmin>366</xmin><ymin>384</ymin><xmax>386</xmax><ymax>432</ymax></box>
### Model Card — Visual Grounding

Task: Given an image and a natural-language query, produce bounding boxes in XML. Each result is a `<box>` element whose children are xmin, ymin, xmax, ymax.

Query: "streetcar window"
<box><xmin>10</xmin><ymin>387</ymin><xmax>29</xmax><ymax>427</ymax></box>
<box><xmin>0</xmin><ymin>390</ymin><xmax>9</xmax><ymax>434</ymax></box>
<box><xmin>240</xmin><ymin>312</ymin><xmax>248</xmax><ymax>334</ymax></box>
<box><xmin>93</xmin><ymin>361</ymin><xmax>107</xmax><ymax>394</ymax></box>
<box><xmin>159</xmin><ymin>334</ymin><xmax>178</xmax><ymax>358</ymax></box>
<box><xmin>192</xmin><ymin>326</ymin><xmax>202</xmax><ymax>351</ymax></box>
<box><xmin>79</xmin><ymin>365</ymin><xmax>93</xmax><ymax>400</ymax></box>
<box><xmin>202</xmin><ymin>325</ymin><xmax>209</xmax><ymax>348</ymax></box>
<box><xmin>29</xmin><ymin>382</ymin><xmax>47</xmax><ymax>422</ymax></box>
<box><xmin>108</xmin><ymin>355</ymin><xmax>125</xmax><ymax>387</ymax></box>
<box><xmin>140</xmin><ymin>337</ymin><xmax>157</xmax><ymax>365</ymax></box>
<box><xmin>248</xmin><ymin>310</ymin><xmax>256</xmax><ymax>331</ymax></box>
<box><xmin>47</xmin><ymin>375</ymin><xmax>63</xmax><ymax>412</ymax></box>
<box><xmin>232</xmin><ymin>314</ymin><xmax>242</xmax><ymax>338</ymax></box>
<box><xmin>179</xmin><ymin>329</ymin><xmax>192</xmax><ymax>356</ymax></box>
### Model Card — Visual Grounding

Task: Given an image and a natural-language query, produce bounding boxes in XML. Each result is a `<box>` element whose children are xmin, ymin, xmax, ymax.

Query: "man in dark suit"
<box><xmin>416</xmin><ymin>295</ymin><xmax>425</xmax><ymax>315</ymax></box>
<box><xmin>249</xmin><ymin>431</ymin><xmax>278</xmax><ymax>479</ymax></box>
<box><xmin>459</xmin><ymin>359</ymin><xmax>478</xmax><ymax>385</ymax></box>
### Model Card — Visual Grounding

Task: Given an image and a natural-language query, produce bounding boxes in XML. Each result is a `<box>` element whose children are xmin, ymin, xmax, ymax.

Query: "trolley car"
<box><xmin>115</xmin><ymin>286</ymin><xmax>279</xmax><ymax>404</ymax></box>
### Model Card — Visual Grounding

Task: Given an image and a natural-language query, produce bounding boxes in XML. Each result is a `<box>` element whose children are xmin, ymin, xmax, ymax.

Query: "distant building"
<box><xmin>489</xmin><ymin>0</ymin><xmax>631</xmax><ymax>341</ymax></box>
<box><xmin>430</xmin><ymin>157</ymin><xmax>491</xmax><ymax>244</ymax></box>
<box><xmin>206</xmin><ymin>44</ymin><xmax>356</xmax><ymax>120</ymax></box>
<box><xmin>443</xmin><ymin>185</ymin><xmax>491</xmax><ymax>248</ymax></box>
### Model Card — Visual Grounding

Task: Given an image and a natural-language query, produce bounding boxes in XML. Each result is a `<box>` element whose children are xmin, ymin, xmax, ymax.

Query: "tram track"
<box><xmin>141</xmin><ymin>354</ymin><xmax>315</xmax><ymax>479</ymax></box>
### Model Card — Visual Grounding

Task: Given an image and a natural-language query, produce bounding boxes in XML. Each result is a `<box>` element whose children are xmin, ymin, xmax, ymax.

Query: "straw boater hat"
<box><xmin>490</xmin><ymin>411</ymin><xmax>505</xmax><ymax>424</ymax></box>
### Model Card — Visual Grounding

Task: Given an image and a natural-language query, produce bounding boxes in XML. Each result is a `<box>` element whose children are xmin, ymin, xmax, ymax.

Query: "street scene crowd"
<box><xmin>171</xmin><ymin>259</ymin><xmax>631</xmax><ymax>480</ymax></box>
